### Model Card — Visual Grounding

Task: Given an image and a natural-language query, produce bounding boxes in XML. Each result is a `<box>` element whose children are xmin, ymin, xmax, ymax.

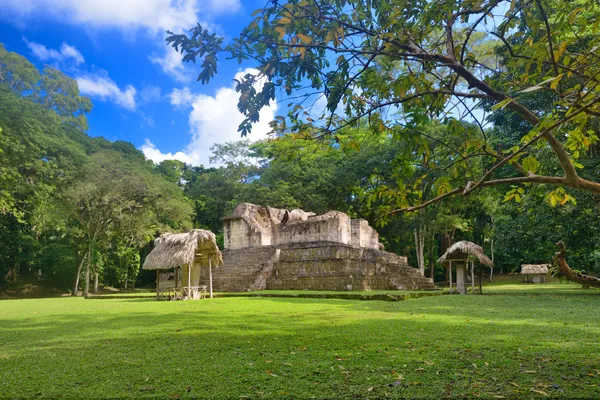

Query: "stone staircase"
<box><xmin>376</xmin><ymin>251</ymin><xmax>437</xmax><ymax>290</ymax></box>
<box><xmin>204</xmin><ymin>243</ymin><xmax>436</xmax><ymax>292</ymax></box>
<box><xmin>198</xmin><ymin>247</ymin><xmax>279</xmax><ymax>292</ymax></box>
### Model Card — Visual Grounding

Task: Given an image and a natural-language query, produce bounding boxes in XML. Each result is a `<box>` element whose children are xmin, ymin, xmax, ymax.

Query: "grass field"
<box><xmin>1</xmin><ymin>283</ymin><xmax>599</xmax><ymax>398</ymax></box>
<box><xmin>91</xmin><ymin>289</ymin><xmax>442</xmax><ymax>301</ymax></box>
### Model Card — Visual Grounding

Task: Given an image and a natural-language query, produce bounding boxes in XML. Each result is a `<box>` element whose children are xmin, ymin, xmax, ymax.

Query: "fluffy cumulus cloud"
<box><xmin>140</xmin><ymin>139</ymin><xmax>194</xmax><ymax>164</ymax></box>
<box><xmin>76</xmin><ymin>73</ymin><xmax>137</xmax><ymax>111</ymax></box>
<box><xmin>142</xmin><ymin>68</ymin><xmax>278</xmax><ymax>166</ymax></box>
<box><xmin>168</xmin><ymin>87</ymin><xmax>196</xmax><ymax>107</ymax></box>
<box><xmin>1</xmin><ymin>0</ymin><xmax>240</xmax><ymax>34</ymax></box>
<box><xmin>149</xmin><ymin>46</ymin><xmax>191</xmax><ymax>83</ymax></box>
<box><xmin>23</xmin><ymin>37</ymin><xmax>85</xmax><ymax>65</ymax></box>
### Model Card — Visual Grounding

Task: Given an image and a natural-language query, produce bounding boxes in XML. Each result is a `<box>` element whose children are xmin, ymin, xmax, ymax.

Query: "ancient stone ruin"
<box><xmin>198</xmin><ymin>203</ymin><xmax>435</xmax><ymax>291</ymax></box>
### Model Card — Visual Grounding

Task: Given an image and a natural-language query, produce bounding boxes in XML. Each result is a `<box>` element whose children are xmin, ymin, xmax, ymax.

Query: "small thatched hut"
<box><xmin>521</xmin><ymin>264</ymin><xmax>549</xmax><ymax>284</ymax></box>
<box><xmin>143</xmin><ymin>230</ymin><xmax>223</xmax><ymax>300</ymax></box>
<box><xmin>438</xmin><ymin>241</ymin><xmax>493</xmax><ymax>295</ymax></box>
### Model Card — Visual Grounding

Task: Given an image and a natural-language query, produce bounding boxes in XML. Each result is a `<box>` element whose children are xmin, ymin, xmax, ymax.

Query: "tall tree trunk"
<box><xmin>554</xmin><ymin>241</ymin><xmax>600</xmax><ymax>288</ymax></box>
<box><xmin>5</xmin><ymin>267</ymin><xmax>17</xmax><ymax>283</ymax></box>
<box><xmin>73</xmin><ymin>250</ymin><xmax>87</xmax><ymax>296</ymax></box>
<box><xmin>93</xmin><ymin>267</ymin><xmax>99</xmax><ymax>294</ymax></box>
<box><xmin>124</xmin><ymin>269</ymin><xmax>128</xmax><ymax>290</ymax></box>
<box><xmin>414</xmin><ymin>225</ymin><xmax>426</xmax><ymax>275</ymax></box>
<box><xmin>490</xmin><ymin>216</ymin><xmax>495</xmax><ymax>281</ymax></box>
<box><xmin>428</xmin><ymin>232</ymin><xmax>435</xmax><ymax>280</ymax></box>
<box><xmin>83</xmin><ymin>250</ymin><xmax>90</xmax><ymax>297</ymax></box>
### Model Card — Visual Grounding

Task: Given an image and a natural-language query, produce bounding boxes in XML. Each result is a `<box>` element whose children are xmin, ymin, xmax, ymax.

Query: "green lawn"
<box><xmin>93</xmin><ymin>289</ymin><xmax>441</xmax><ymax>299</ymax></box>
<box><xmin>1</xmin><ymin>283</ymin><xmax>599</xmax><ymax>398</ymax></box>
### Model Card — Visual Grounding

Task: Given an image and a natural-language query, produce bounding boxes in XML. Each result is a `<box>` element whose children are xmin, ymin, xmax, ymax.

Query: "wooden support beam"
<box><xmin>209</xmin><ymin>258</ymin><xmax>213</xmax><ymax>299</ymax></box>
<box><xmin>187</xmin><ymin>263</ymin><xmax>191</xmax><ymax>300</ymax></box>
<box><xmin>456</xmin><ymin>264</ymin><xmax>466</xmax><ymax>295</ymax></box>
<box><xmin>156</xmin><ymin>270</ymin><xmax>159</xmax><ymax>301</ymax></box>
<box><xmin>471</xmin><ymin>261</ymin><xmax>475</xmax><ymax>294</ymax></box>
<box><xmin>449</xmin><ymin>261</ymin><xmax>453</xmax><ymax>294</ymax></box>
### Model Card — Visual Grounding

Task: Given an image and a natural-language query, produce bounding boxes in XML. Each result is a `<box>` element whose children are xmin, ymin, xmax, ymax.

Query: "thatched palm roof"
<box><xmin>521</xmin><ymin>264</ymin><xmax>550</xmax><ymax>274</ymax></box>
<box><xmin>437</xmin><ymin>241</ymin><xmax>493</xmax><ymax>267</ymax></box>
<box><xmin>142</xmin><ymin>229</ymin><xmax>223</xmax><ymax>270</ymax></box>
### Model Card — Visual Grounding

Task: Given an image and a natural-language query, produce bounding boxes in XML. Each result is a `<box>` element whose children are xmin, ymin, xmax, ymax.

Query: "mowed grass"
<box><xmin>95</xmin><ymin>289</ymin><xmax>441</xmax><ymax>298</ymax></box>
<box><xmin>1</xmin><ymin>283</ymin><xmax>600</xmax><ymax>399</ymax></box>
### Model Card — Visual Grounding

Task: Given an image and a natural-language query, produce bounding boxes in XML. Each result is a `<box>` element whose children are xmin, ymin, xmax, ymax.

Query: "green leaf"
<box><xmin>521</xmin><ymin>156</ymin><xmax>540</xmax><ymax>173</ymax></box>
<box><xmin>520</xmin><ymin>85</ymin><xmax>543</xmax><ymax>93</ymax></box>
<box><xmin>569</xmin><ymin>8</ymin><xmax>584</xmax><ymax>24</ymax></box>
<box><xmin>491</xmin><ymin>98</ymin><xmax>513</xmax><ymax>111</ymax></box>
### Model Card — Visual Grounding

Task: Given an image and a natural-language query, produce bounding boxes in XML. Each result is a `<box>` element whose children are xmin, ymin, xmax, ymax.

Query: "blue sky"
<box><xmin>0</xmin><ymin>0</ymin><xmax>278</xmax><ymax>166</ymax></box>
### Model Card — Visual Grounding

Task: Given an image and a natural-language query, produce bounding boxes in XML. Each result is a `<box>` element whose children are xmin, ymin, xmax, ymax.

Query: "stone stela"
<box><xmin>197</xmin><ymin>203</ymin><xmax>435</xmax><ymax>292</ymax></box>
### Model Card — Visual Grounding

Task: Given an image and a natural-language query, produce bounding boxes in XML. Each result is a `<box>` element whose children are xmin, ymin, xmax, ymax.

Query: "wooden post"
<box><xmin>209</xmin><ymin>258</ymin><xmax>213</xmax><ymax>299</ymax></box>
<box><xmin>187</xmin><ymin>263</ymin><xmax>191</xmax><ymax>300</ymax></box>
<box><xmin>471</xmin><ymin>261</ymin><xmax>475</xmax><ymax>294</ymax></box>
<box><xmin>156</xmin><ymin>270</ymin><xmax>159</xmax><ymax>300</ymax></box>
<box><xmin>456</xmin><ymin>263</ymin><xmax>466</xmax><ymax>295</ymax></box>
<box><xmin>449</xmin><ymin>261</ymin><xmax>453</xmax><ymax>294</ymax></box>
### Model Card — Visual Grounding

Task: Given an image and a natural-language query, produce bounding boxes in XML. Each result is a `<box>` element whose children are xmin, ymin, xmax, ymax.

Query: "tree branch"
<box><xmin>535</xmin><ymin>0</ymin><xmax>560</xmax><ymax>77</ymax></box>
<box><xmin>553</xmin><ymin>241</ymin><xmax>600</xmax><ymax>288</ymax></box>
<box><xmin>386</xmin><ymin>175</ymin><xmax>570</xmax><ymax>216</ymax></box>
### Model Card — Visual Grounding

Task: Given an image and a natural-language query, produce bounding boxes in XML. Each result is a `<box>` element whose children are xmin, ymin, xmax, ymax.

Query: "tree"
<box><xmin>0</xmin><ymin>43</ymin><xmax>39</xmax><ymax>92</ymax></box>
<box><xmin>34</xmin><ymin>66</ymin><xmax>92</xmax><ymax>130</ymax></box>
<box><xmin>169</xmin><ymin>0</ymin><xmax>600</xmax><ymax>214</ymax></box>
<box><xmin>0</xmin><ymin>48</ymin><xmax>91</xmax><ymax>283</ymax></box>
<box><xmin>0</xmin><ymin>42</ymin><xmax>196</xmax><ymax>292</ymax></box>
<box><xmin>61</xmin><ymin>151</ymin><xmax>193</xmax><ymax>295</ymax></box>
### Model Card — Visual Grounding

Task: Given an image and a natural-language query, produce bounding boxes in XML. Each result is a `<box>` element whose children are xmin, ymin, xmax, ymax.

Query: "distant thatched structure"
<box><xmin>521</xmin><ymin>264</ymin><xmax>549</xmax><ymax>283</ymax></box>
<box><xmin>437</xmin><ymin>241</ymin><xmax>493</xmax><ymax>267</ymax></box>
<box><xmin>438</xmin><ymin>241</ymin><xmax>493</xmax><ymax>295</ymax></box>
<box><xmin>143</xmin><ymin>229</ymin><xmax>223</xmax><ymax>300</ymax></box>
<box><xmin>521</xmin><ymin>264</ymin><xmax>549</xmax><ymax>275</ymax></box>
<box><xmin>143</xmin><ymin>229</ymin><xmax>223</xmax><ymax>271</ymax></box>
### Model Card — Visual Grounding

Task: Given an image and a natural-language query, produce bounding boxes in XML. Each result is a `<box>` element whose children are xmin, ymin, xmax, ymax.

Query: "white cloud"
<box><xmin>140</xmin><ymin>85</ymin><xmax>162</xmax><ymax>104</ymax></box>
<box><xmin>2</xmin><ymin>0</ymin><xmax>240</xmax><ymax>34</ymax></box>
<box><xmin>59</xmin><ymin>43</ymin><xmax>85</xmax><ymax>65</ymax></box>
<box><xmin>23</xmin><ymin>37</ymin><xmax>85</xmax><ymax>65</ymax></box>
<box><xmin>142</xmin><ymin>68</ymin><xmax>278</xmax><ymax>166</ymax></box>
<box><xmin>149</xmin><ymin>46</ymin><xmax>191</xmax><ymax>83</ymax></box>
<box><xmin>168</xmin><ymin>87</ymin><xmax>195</xmax><ymax>107</ymax></box>
<box><xmin>6</xmin><ymin>2</ymin><xmax>242</xmax><ymax>84</ymax></box>
<box><xmin>206</xmin><ymin>0</ymin><xmax>241</xmax><ymax>14</ymax></box>
<box><xmin>76</xmin><ymin>73</ymin><xmax>137</xmax><ymax>110</ymax></box>
<box><xmin>141</xmin><ymin>139</ymin><xmax>194</xmax><ymax>164</ymax></box>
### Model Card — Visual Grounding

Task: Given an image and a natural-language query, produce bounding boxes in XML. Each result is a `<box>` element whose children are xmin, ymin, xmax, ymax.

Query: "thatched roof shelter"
<box><xmin>438</xmin><ymin>241</ymin><xmax>493</xmax><ymax>295</ymax></box>
<box><xmin>143</xmin><ymin>229</ymin><xmax>223</xmax><ymax>300</ymax></box>
<box><xmin>521</xmin><ymin>264</ymin><xmax>550</xmax><ymax>275</ymax></box>
<box><xmin>437</xmin><ymin>241</ymin><xmax>493</xmax><ymax>267</ymax></box>
<box><xmin>143</xmin><ymin>229</ymin><xmax>223</xmax><ymax>271</ymax></box>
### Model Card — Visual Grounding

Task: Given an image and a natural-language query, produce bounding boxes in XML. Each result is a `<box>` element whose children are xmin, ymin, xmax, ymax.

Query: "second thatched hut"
<box><xmin>521</xmin><ymin>264</ymin><xmax>550</xmax><ymax>283</ymax></box>
<box><xmin>143</xmin><ymin>229</ymin><xmax>223</xmax><ymax>300</ymax></box>
<box><xmin>438</xmin><ymin>241</ymin><xmax>493</xmax><ymax>295</ymax></box>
